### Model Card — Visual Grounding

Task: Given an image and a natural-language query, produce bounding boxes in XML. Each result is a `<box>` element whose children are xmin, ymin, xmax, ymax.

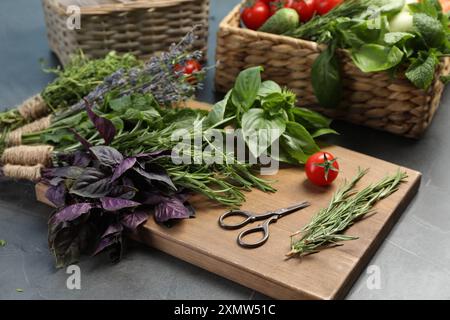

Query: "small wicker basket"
<box><xmin>42</xmin><ymin>0</ymin><xmax>210</xmax><ymax>65</ymax></box>
<box><xmin>215</xmin><ymin>1</ymin><xmax>450</xmax><ymax>138</ymax></box>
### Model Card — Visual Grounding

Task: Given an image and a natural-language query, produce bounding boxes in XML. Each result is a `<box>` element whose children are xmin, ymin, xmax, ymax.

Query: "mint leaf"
<box><xmin>406</xmin><ymin>52</ymin><xmax>438</xmax><ymax>89</ymax></box>
<box><xmin>413</xmin><ymin>13</ymin><xmax>446</xmax><ymax>48</ymax></box>
<box><xmin>311</xmin><ymin>44</ymin><xmax>342</xmax><ymax>108</ymax></box>
<box><xmin>0</xmin><ymin>239</ymin><xmax>6</xmax><ymax>247</ymax></box>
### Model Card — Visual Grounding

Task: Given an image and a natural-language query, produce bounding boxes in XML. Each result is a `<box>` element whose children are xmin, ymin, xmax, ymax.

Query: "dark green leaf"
<box><xmin>206</xmin><ymin>90</ymin><xmax>232</xmax><ymax>127</ymax></box>
<box><xmin>413</xmin><ymin>13</ymin><xmax>446</xmax><ymax>48</ymax></box>
<box><xmin>311</xmin><ymin>128</ymin><xmax>339</xmax><ymax>138</ymax></box>
<box><xmin>231</xmin><ymin>66</ymin><xmax>262</xmax><ymax>111</ymax></box>
<box><xmin>292</xmin><ymin>108</ymin><xmax>332</xmax><ymax>130</ymax></box>
<box><xmin>110</xmin><ymin>95</ymin><xmax>132</xmax><ymax>112</ymax></box>
<box><xmin>311</xmin><ymin>45</ymin><xmax>342</xmax><ymax>108</ymax></box>
<box><xmin>284</xmin><ymin>121</ymin><xmax>320</xmax><ymax>156</ymax></box>
<box><xmin>406</xmin><ymin>52</ymin><xmax>439</xmax><ymax>89</ymax></box>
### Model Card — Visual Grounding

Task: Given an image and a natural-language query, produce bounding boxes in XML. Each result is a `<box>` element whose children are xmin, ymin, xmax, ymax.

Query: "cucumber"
<box><xmin>258</xmin><ymin>8</ymin><xmax>299</xmax><ymax>35</ymax></box>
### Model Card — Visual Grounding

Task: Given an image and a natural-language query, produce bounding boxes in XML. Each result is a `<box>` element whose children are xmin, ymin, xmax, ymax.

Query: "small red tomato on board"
<box><xmin>315</xmin><ymin>0</ymin><xmax>342</xmax><ymax>16</ymax></box>
<box><xmin>241</xmin><ymin>1</ymin><xmax>271</xmax><ymax>30</ymax></box>
<box><xmin>289</xmin><ymin>0</ymin><xmax>316</xmax><ymax>22</ymax></box>
<box><xmin>305</xmin><ymin>151</ymin><xmax>340</xmax><ymax>186</ymax></box>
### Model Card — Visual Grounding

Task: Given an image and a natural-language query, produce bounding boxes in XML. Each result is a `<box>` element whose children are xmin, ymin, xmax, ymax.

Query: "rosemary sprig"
<box><xmin>287</xmin><ymin>168</ymin><xmax>408</xmax><ymax>258</ymax></box>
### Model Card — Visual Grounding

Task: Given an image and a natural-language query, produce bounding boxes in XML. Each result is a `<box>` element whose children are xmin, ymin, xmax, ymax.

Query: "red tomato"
<box><xmin>241</xmin><ymin>1</ymin><xmax>271</xmax><ymax>30</ymax></box>
<box><xmin>174</xmin><ymin>59</ymin><xmax>202</xmax><ymax>83</ymax></box>
<box><xmin>315</xmin><ymin>0</ymin><xmax>342</xmax><ymax>16</ymax></box>
<box><xmin>289</xmin><ymin>0</ymin><xmax>316</xmax><ymax>22</ymax></box>
<box><xmin>305</xmin><ymin>152</ymin><xmax>339</xmax><ymax>186</ymax></box>
<box><xmin>175</xmin><ymin>59</ymin><xmax>202</xmax><ymax>75</ymax></box>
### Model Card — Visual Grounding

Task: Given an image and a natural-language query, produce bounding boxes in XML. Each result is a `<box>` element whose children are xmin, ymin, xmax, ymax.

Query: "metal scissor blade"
<box><xmin>272</xmin><ymin>201</ymin><xmax>311</xmax><ymax>218</ymax></box>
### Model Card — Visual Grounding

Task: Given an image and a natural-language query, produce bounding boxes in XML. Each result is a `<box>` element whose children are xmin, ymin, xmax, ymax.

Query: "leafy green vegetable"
<box><xmin>242</xmin><ymin>109</ymin><xmax>286</xmax><ymax>158</ymax></box>
<box><xmin>351</xmin><ymin>44</ymin><xmax>404</xmax><ymax>72</ymax></box>
<box><xmin>413</xmin><ymin>13</ymin><xmax>446</xmax><ymax>48</ymax></box>
<box><xmin>311</xmin><ymin>44</ymin><xmax>342</xmax><ymax>108</ymax></box>
<box><xmin>406</xmin><ymin>51</ymin><xmax>439</xmax><ymax>89</ymax></box>
<box><xmin>231</xmin><ymin>66</ymin><xmax>263</xmax><ymax>113</ymax></box>
<box><xmin>384</xmin><ymin>32</ymin><xmax>415</xmax><ymax>45</ymax></box>
<box><xmin>0</xmin><ymin>239</ymin><xmax>6</xmax><ymax>247</ymax></box>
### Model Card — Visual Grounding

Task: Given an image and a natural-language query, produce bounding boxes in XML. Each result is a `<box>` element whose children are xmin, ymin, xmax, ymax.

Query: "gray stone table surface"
<box><xmin>1</xmin><ymin>0</ymin><xmax>450</xmax><ymax>300</ymax></box>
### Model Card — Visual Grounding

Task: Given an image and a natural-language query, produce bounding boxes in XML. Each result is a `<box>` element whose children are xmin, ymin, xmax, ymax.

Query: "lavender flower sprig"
<box><xmin>54</xmin><ymin>27</ymin><xmax>205</xmax><ymax>121</ymax></box>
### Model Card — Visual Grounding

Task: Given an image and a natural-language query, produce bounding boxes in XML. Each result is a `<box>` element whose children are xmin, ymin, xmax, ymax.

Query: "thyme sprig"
<box><xmin>287</xmin><ymin>168</ymin><xmax>408</xmax><ymax>257</ymax></box>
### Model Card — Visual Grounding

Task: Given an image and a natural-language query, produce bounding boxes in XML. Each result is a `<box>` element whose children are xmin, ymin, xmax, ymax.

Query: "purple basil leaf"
<box><xmin>133</xmin><ymin>166</ymin><xmax>177</xmax><ymax>191</ymax></box>
<box><xmin>141</xmin><ymin>192</ymin><xmax>167</xmax><ymax>205</ymax></box>
<box><xmin>46</xmin><ymin>183</ymin><xmax>66</xmax><ymax>208</ymax></box>
<box><xmin>70</xmin><ymin>167</ymin><xmax>113</xmax><ymax>198</ymax></box>
<box><xmin>185</xmin><ymin>201</ymin><xmax>196</xmax><ymax>218</ymax></box>
<box><xmin>47</xmin><ymin>177</ymin><xmax>64</xmax><ymax>187</ymax></box>
<box><xmin>89</xmin><ymin>146</ymin><xmax>124</xmax><ymax>167</ymax></box>
<box><xmin>73</xmin><ymin>151</ymin><xmax>92</xmax><ymax>167</ymax></box>
<box><xmin>68</xmin><ymin>128</ymin><xmax>93</xmax><ymax>149</ymax></box>
<box><xmin>93</xmin><ymin>236</ymin><xmax>117</xmax><ymax>256</ymax></box>
<box><xmin>121</xmin><ymin>210</ymin><xmax>149</xmax><ymax>231</ymax></box>
<box><xmin>154</xmin><ymin>197</ymin><xmax>190</xmax><ymax>223</ymax></box>
<box><xmin>111</xmin><ymin>157</ymin><xmax>136</xmax><ymax>182</ymax></box>
<box><xmin>85</xmin><ymin>101</ymin><xmax>116</xmax><ymax>145</ymax></box>
<box><xmin>51</xmin><ymin>203</ymin><xmax>93</xmax><ymax>224</ymax></box>
<box><xmin>108</xmin><ymin>185</ymin><xmax>137</xmax><ymax>200</ymax></box>
<box><xmin>100</xmin><ymin>197</ymin><xmax>140</xmax><ymax>211</ymax></box>
<box><xmin>102</xmin><ymin>223</ymin><xmax>124</xmax><ymax>238</ymax></box>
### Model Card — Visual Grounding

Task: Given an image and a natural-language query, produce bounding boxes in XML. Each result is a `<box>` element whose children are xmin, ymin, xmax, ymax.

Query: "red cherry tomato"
<box><xmin>305</xmin><ymin>152</ymin><xmax>340</xmax><ymax>186</ymax></box>
<box><xmin>315</xmin><ymin>0</ymin><xmax>342</xmax><ymax>16</ymax></box>
<box><xmin>241</xmin><ymin>1</ymin><xmax>271</xmax><ymax>30</ymax></box>
<box><xmin>289</xmin><ymin>0</ymin><xmax>316</xmax><ymax>22</ymax></box>
<box><xmin>174</xmin><ymin>59</ymin><xmax>202</xmax><ymax>83</ymax></box>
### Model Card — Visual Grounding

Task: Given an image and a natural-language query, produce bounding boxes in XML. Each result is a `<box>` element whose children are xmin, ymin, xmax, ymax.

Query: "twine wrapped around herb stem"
<box><xmin>1</xmin><ymin>145</ymin><xmax>54</xmax><ymax>167</ymax></box>
<box><xmin>5</xmin><ymin>116</ymin><xmax>52</xmax><ymax>146</ymax></box>
<box><xmin>1</xmin><ymin>164</ymin><xmax>43</xmax><ymax>181</ymax></box>
<box><xmin>17</xmin><ymin>94</ymin><xmax>49</xmax><ymax>120</ymax></box>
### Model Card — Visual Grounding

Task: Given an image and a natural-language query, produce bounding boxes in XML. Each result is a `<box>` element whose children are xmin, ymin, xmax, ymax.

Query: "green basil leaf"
<box><xmin>231</xmin><ymin>66</ymin><xmax>263</xmax><ymax>112</ymax></box>
<box><xmin>311</xmin><ymin>128</ymin><xmax>339</xmax><ymax>138</ymax></box>
<box><xmin>280</xmin><ymin>135</ymin><xmax>308</xmax><ymax>164</ymax></box>
<box><xmin>241</xmin><ymin>109</ymin><xmax>286</xmax><ymax>158</ymax></box>
<box><xmin>258</xmin><ymin>80</ymin><xmax>282</xmax><ymax>97</ymax></box>
<box><xmin>413</xmin><ymin>13</ymin><xmax>446</xmax><ymax>49</ymax></box>
<box><xmin>206</xmin><ymin>90</ymin><xmax>232</xmax><ymax>127</ymax></box>
<box><xmin>311</xmin><ymin>45</ymin><xmax>342</xmax><ymax>108</ymax></box>
<box><xmin>351</xmin><ymin>44</ymin><xmax>404</xmax><ymax>72</ymax></box>
<box><xmin>384</xmin><ymin>32</ymin><xmax>415</xmax><ymax>45</ymax></box>
<box><xmin>292</xmin><ymin>108</ymin><xmax>332</xmax><ymax>130</ymax></box>
<box><xmin>110</xmin><ymin>95</ymin><xmax>132</xmax><ymax>112</ymax></box>
<box><xmin>406</xmin><ymin>52</ymin><xmax>439</xmax><ymax>89</ymax></box>
<box><xmin>284</xmin><ymin>121</ymin><xmax>320</xmax><ymax>156</ymax></box>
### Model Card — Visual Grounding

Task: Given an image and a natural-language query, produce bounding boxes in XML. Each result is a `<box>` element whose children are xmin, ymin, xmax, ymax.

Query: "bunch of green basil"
<box><xmin>207</xmin><ymin>67</ymin><xmax>337</xmax><ymax>164</ymax></box>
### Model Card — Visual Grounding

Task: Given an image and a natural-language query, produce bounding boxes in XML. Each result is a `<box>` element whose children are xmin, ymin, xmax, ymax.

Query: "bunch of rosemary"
<box><xmin>287</xmin><ymin>168</ymin><xmax>407</xmax><ymax>257</ymax></box>
<box><xmin>0</xmin><ymin>52</ymin><xmax>140</xmax><ymax>131</ymax></box>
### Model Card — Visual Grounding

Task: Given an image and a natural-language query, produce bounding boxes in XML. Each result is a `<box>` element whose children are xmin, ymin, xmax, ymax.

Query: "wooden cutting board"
<box><xmin>35</xmin><ymin>101</ymin><xmax>421</xmax><ymax>300</ymax></box>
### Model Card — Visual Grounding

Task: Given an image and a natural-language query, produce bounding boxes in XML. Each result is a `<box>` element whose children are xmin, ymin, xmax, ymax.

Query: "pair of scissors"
<box><xmin>218</xmin><ymin>201</ymin><xmax>310</xmax><ymax>249</ymax></box>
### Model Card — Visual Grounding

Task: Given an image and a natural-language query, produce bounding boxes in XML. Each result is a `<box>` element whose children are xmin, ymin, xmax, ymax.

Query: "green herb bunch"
<box><xmin>0</xmin><ymin>51</ymin><xmax>140</xmax><ymax>131</ymax></box>
<box><xmin>290</xmin><ymin>0</ymin><xmax>450</xmax><ymax>108</ymax></box>
<box><xmin>288</xmin><ymin>168</ymin><xmax>408</xmax><ymax>257</ymax></box>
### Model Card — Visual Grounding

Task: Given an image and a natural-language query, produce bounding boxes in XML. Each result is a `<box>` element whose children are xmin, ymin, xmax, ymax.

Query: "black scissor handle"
<box><xmin>219</xmin><ymin>210</ymin><xmax>255</xmax><ymax>230</ymax></box>
<box><xmin>237</xmin><ymin>216</ymin><xmax>277</xmax><ymax>249</ymax></box>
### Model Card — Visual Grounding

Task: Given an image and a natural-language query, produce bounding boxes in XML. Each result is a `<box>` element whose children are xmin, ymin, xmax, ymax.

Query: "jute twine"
<box><xmin>5</xmin><ymin>115</ymin><xmax>52</xmax><ymax>146</ymax></box>
<box><xmin>1</xmin><ymin>145</ymin><xmax>54</xmax><ymax>167</ymax></box>
<box><xmin>2</xmin><ymin>164</ymin><xmax>43</xmax><ymax>181</ymax></box>
<box><xmin>17</xmin><ymin>94</ymin><xmax>49</xmax><ymax>120</ymax></box>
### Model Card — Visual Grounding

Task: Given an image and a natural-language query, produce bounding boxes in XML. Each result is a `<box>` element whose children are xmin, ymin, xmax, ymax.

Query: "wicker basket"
<box><xmin>42</xmin><ymin>0</ymin><xmax>209</xmax><ymax>65</ymax></box>
<box><xmin>215</xmin><ymin>1</ymin><xmax>450</xmax><ymax>138</ymax></box>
